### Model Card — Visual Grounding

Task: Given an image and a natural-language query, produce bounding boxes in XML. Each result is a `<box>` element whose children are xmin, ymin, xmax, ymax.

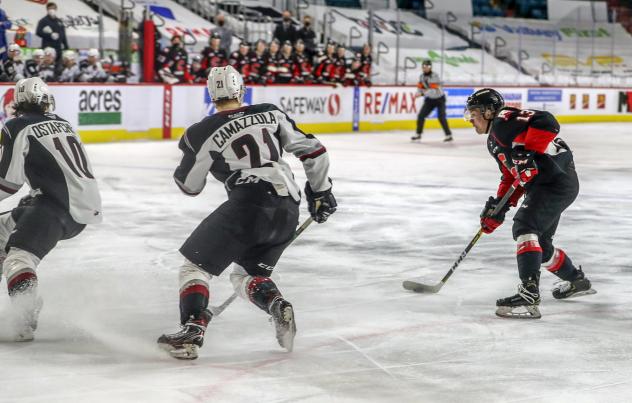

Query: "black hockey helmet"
<box><xmin>465</xmin><ymin>88</ymin><xmax>504</xmax><ymax>120</ymax></box>
<box><xmin>422</xmin><ymin>59</ymin><xmax>432</xmax><ymax>67</ymax></box>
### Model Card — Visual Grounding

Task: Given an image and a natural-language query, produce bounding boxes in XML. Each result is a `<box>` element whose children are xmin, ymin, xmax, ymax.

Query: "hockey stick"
<box><xmin>403</xmin><ymin>179</ymin><xmax>521</xmax><ymax>294</ymax></box>
<box><xmin>208</xmin><ymin>216</ymin><xmax>315</xmax><ymax>316</ymax></box>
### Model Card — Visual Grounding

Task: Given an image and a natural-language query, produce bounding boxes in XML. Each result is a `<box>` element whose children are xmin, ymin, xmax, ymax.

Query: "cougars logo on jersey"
<box><xmin>488</xmin><ymin>107</ymin><xmax>573</xmax><ymax>202</ymax></box>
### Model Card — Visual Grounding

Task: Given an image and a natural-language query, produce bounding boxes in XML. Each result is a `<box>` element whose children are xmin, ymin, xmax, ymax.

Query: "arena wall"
<box><xmin>1</xmin><ymin>84</ymin><xmax>631</xmax><ymax>142</ymax></box>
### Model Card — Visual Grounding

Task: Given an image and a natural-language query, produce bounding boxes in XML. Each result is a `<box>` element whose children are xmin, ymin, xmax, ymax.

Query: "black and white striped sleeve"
<box><xmin>0</xmin><ymin>124</ymin><xmax>26</xmax><ymax>200</ymax></box>
<box><xmin>275</xmin><ymin>110</ymin><xmax>331</xmax><ymax>193</ymax></box>
<box><xmin>173</xmin><ymin>127</ymin><xmax>213</xmax><ymax>196</ymax></box>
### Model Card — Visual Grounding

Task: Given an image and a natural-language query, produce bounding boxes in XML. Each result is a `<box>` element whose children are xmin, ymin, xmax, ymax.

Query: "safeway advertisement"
<box><xmin>251</xmin><ymin>86</ymin><xmax>353</xmax><ymax>124</ymax></box>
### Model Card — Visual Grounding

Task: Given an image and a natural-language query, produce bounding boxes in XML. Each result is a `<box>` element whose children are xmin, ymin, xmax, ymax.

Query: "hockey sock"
<box><xmin>246</xmin><ymin>276</ymin><xmax>283</xmax><ymax>314</ymax></box>
<box><xmin>6</xmin><ymin>268</ymin><xmax>37</xmax><ymax>296</ymax></box>
<box><xmin>230</xmin><ymin>264</ymin><xmax>283</xmax><ymax>314</ymax></box>
<box><xmin>542</xmin><ymin>248</ymin><xmax>578</xmax><ymax>281</ymax></box>
<box><xmin>4</xmin><ymin>248</ymin><xmax>40</xmax><ymax>297</ymax></box>
<box><xmin>516</xmin><ymin>234</ymin><xmax>542</xmax><ymax>284</ymax></box>
<box><xmin>179</xmin><ymin>260</ymin><xmax>210</xmax><ymax>325</ymax></box>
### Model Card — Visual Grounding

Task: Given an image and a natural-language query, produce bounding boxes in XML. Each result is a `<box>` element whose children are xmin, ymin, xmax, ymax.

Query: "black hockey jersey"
<box><xmin>201</xmin><ymin>46</ymin><xmax>227</xmax><ymax>70</ymax></box>
<box><xmin>174</xmin><ymin>103</ymin><xmax>331</xmax><ymax>202</ymax></box>
<box><xmin>488</xmin><ymin>107</ymin><xmax>573</xmax><ymax>200</ymax></box>
<box><xmin>0</xmin><ymin>112</ymin><xmax>102</xmax><ymax>223</ymax></box>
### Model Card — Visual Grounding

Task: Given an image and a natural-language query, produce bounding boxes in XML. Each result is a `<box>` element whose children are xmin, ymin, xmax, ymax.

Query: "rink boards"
<box><xmin>1</xmin><ymin>83</ymin><xmax>631</xmax><ymax>142</ymax></box>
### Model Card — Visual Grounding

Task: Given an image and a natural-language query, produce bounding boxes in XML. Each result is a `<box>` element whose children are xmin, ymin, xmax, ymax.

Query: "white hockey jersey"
<box><xmin>174</xmin><ymin>103</ymin><xmax>331</xmax><ymax>202</ymax></box>
<box><xmin>0</xmin><ymin>112</ymin><xmax>102</xmax><ymax>224</ymax></box>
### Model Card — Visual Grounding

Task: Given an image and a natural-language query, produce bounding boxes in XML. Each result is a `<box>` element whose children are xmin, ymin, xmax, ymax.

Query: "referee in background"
<box><xmin>411</xmin><ymin>60</ymin><xmax>453</xmax><ymax>142</ymax></box>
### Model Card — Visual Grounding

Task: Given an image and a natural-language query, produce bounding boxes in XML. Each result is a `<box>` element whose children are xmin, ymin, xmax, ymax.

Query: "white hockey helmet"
<box><xmin>207</xmin><ymin>65</ymin><xmax>245</xmax><ymax>104</ymax></box>
<box><xmin>8</xmin><ymin>43</ymin><xmax>21</xmax><ymax>54</ymax></box>
<box><xmin>8</xmin><ymin>43</ymin><xmax>21</xmax><ymax>60</ymax></box>
<box><xmin>62</xmin><ymin>49</ymin><xmax>77</xmax><ymax>62</ymax></box>
<box><xmin>33</xmin><ymin>49</ymin><xmax>45</xmax><ymax>58</ymax></box>
<box><xmin>87</xmin><ymin>48</ymin><xmax>99</xmax><ymax>58</ymax></box>
<box><xmin>44</xmin><ymin>47</ymin><xmax>57</xmax><ymax>59</ymax></box>
<box><xmin>14</xmin><ymin>77</ymin><xmax>56</xmax><ymax>112</ymax></box>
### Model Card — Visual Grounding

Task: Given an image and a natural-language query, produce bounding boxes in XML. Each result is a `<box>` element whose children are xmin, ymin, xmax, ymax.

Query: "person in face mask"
<box><xmin>36</xmin><ymin>2</ymin><xmax>68</xmax><ymax>63</ymax></box>
<box><xmin>210</xmin><ymin>14</ymin><xmax>234</xmax><ymax>56</ymax></box>
<box><xmin>297</xmin><ymin>15</ymin><xmax>316</xmax><ymax>59</ymax></box>
<box><xmin>273</xmin><ymin>10</ymin><xmax>297</xmax><ymax>46</ymax></box>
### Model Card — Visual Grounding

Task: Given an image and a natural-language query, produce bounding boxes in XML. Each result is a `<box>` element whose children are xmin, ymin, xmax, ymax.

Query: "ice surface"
<box><xmin>1</xmin><ymin>123</ymin><xmax>632</xmax><ymax>403</ymax></box>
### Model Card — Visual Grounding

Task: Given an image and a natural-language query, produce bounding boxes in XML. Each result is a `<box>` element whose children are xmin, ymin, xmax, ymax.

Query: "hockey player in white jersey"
<box><xmin>158</xmin><ymin>66</ymin><xmax>336</xmax><ymax>360</ymax></box>
<box><xmin>0</xmin><ymin>78</ymin><xmax>102</xmax><ymax>341</ymax></box>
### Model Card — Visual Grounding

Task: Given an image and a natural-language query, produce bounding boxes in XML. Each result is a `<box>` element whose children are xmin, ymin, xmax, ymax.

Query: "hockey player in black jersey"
<box><xmin>157</xmin><ymin>66</ymin><xmax>336</xmax><ymax>359</ymax></box>
<box><xmin>465</xmin><ymin>88</ymin><xmax>594</xmax><ymax>319</ymax></box>
<box><xmin>0</xmin><ymin>78</ymin><xmax>102</xmax><ymax>340</ymax></box>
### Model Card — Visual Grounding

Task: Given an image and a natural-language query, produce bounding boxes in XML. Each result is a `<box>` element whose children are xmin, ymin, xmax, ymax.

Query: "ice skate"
<box><xmin>270</xmin><ymin>298</ymin><xmax>296</xmax><ymax>352</ymax></box>
<box><xmin>443</xmin><ymin>134</ymin><xmax>454</xmax><ymax>142</ymax></box>
<box><xmin>12</xmin><ymin>296</ymin><xmax>43</xmax><ymax>342</ymax></box>
<box><xmin>157</xmin><ymin>310</ymin><xmax>212</xmax><ymax>360</ymax></box>
<box><xmin>552</xmin><ymin>267</ymin><xmax>596</xmax><ymax>300</ymax></box>
<box><xmin>496</xmin><ymin>281</ymin><xmax>541</xmax><ymax>319</ymax></box>
<box><xmin>411</xmin><ymin>133</ymin><xmax>422</xmax><ymax>141</ymax></box>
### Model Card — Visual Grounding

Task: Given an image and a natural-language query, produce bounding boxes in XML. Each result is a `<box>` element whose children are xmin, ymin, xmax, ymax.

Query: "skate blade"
<box><xmin>555</xmin><ymin>289</ymin><xmax>597</xmax><ymax>300</ymax></box>
<box><xmin>15</xmin><ymin>331</ymin><xmax>34</xmax><ymax>342</ymax></box>
<box><xmin>495</xmin><ymin>305</ymin><xmax>541</xmax><ymax>319</ymax></box>
<box><xmin>275</xmin><ymin>306</ymin><xmax>296</xmax><ymax>352</ymax></box>
<box><xmin>158</xmin><ymin>342</ymin><xmax>199</xmax><ymax>360</ymax></box>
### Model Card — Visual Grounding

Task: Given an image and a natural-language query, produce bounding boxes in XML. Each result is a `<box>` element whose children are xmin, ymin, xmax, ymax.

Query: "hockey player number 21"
<box><xmin>231</xmin><ymin>129</ymin><xmax>279</xmax><ymax>168</ymax></box>
<box><xmin>53</xmin><ymin>137</ymin><xmax>95</xmax><ymax>179</ymax></box>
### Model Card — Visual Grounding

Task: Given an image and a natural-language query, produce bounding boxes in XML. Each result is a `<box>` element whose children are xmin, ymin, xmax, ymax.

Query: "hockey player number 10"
<box><xmin>53</xmin><ymin>136</ymin><xmax>95</xmax><ymax>179</ymax></box>
<box><xmin>231</xmin><ymin>129</ymin><xmax>279</xmax><ymax>168</ymax></box>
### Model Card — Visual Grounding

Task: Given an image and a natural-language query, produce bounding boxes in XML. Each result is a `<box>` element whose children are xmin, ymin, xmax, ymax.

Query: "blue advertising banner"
<box><xmin>527</xmin><ymin>89</ymin><xmax>562</xmax><ymax>102</ymax></box>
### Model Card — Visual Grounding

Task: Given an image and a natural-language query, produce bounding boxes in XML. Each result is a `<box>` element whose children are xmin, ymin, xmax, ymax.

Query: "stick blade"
<box><xmin>402</xmin><ymin>280</ymin><xmax>442</xmax><ymax>294</ymax></box>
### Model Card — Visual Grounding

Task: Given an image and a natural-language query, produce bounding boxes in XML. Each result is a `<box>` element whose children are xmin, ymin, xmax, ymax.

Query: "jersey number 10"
<box><xmin>53</xmin><ymin>136</ymin><xmax>94</xmax><ymax>179</ymax></box>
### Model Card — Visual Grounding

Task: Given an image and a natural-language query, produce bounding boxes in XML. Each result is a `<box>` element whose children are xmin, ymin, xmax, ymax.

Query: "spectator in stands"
<box><xmin>314</xmin><ymin>40</ymin><xmax>337</xmax><ymax>84</ymax></box>
<box><xmin>25</xmin><ymin>49</ymin><xmax>44</xmax><ymax>78</ymax></box>
<box><xmin>297</xmin><ymin>15</ymin><xmax>316</xmax><ymax>58</ymax></box>
<box><xmin>333</xmin><ymin>44</ymin><xmax>348</xmax><ymax>83</ymax></box>
<box><xmin>274</xmin><ymin>10</ymin><xmax>297</xmax><ymax>46</ymax></box>
<box><xmin>412</xmin><ymin>59</ymin><xmax>452</xmax><ymax>142</ymax></box>
<box><xmin>189</xmin><ymin>55</ymin><xmax>207</xmax><ymax>83</ymax></box>
<box><xmin>343</xmin><ymin>53</ymin><xmax>370</xmax><ymax>87</ymax></box>
<box><xmin>78</xmin><ymin>48</ymin><xmax>108</xmax><ymax>82</ymax></box>
<box><xmin>59</xmin><ymin>50</ymin><xmax>81</xmax><ymax>82</ymax></box>
<box><xmin>247</xmin><ymin>39</ymin><xmax>268</xmax><ymax>84</ymax></box>
<box><xmin>36</xmin><ymin>2</ymin><xmax>68</xmax><ymax>63</ymax></box>
<box><xmin>0</xmin><ymin>44</ymin><xmax>25</xmax><ymax>82</ymax></box>
<box><xmin>157</xmin><ymin>34</ymin><xmax>190</xmax><ymax>84</ymax></box>
<box><xmin>39</xmin><ymin>47</ymin><xmax>59</xmax><ymax>82</ymax></box>
<box><xmin>109</xmin><ymin>61</ymin><xmax>133</xmax><ymax>83</ymax></box>
<box><xmin>229</xmin><ymin>42</ymin><xmax>252</xmax><ymax>77</ymax></box>
<box><xmin>0</xmin><ymin>2</ymin><xmax>11</xmax><ymax>61</ymax></box>
<box><xmin>211</xmin><ymin>14</ymin><xmax>233</xmax><ymax>56</ymax></box>
<box><xmin>201</xmin><ymin>32</ymin><xmax>227</xmax><ymax>70</ymax></box>
<box><xmin>276</xmin><ymin>40</ymin><xmax>296</xmax><ymax>84</ymax></box>
<box><xmin>265</xmin><ymin>39</ymin><xmax>280</xmax><ymax>84</ymax></box>
<box><xmin>360</xmin><ymin>43</ymin><xmax>372</xmax><ymax>79</ymax></box>
<box><xmin>293</xmin><ymin>39</ymin><xmax>313</xmax><ymax>84</ymax></box>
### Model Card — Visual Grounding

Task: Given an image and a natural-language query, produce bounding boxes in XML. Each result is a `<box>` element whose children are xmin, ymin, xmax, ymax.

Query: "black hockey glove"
<box><xmin>480</xmin><ymin>196</ymin><xmax>510</xmax><ymax>234</ymax></box>
<box><xmin>511</xmin><ymin>147</ymin><xmax>539</xmax><ymax>185</ymax></box>
<box><xmin>305</xmin><ymin>180</ymin><xmax>337</xmax><ymax>223</ymax></box>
